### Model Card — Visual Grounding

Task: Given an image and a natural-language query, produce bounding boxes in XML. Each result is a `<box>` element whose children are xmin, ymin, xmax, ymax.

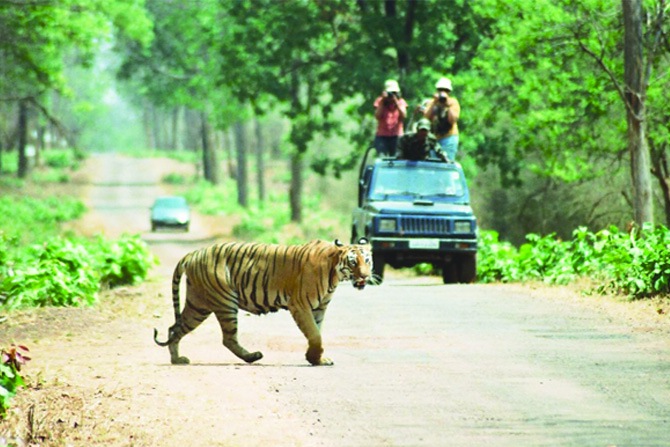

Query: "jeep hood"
<box><xmin>365</xmin><ymin>201</ymin><xmax>474</xmax><ymax>216</ymax></box>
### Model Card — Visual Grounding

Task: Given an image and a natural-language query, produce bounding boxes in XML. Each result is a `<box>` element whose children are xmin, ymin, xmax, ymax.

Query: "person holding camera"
<box><xmin>373</xmin><ymin>79</ymin><xmax>407</xmax><ymax>157</ymax></box>
<box><xmin>424</xmin><ymin>77</ymin><xmax>460</xmax><ymax>161</ymax></box>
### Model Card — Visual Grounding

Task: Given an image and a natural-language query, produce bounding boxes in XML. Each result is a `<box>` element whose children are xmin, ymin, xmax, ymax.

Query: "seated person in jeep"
<box><xmin>396</xmin><ymin>118</ymin><xmax>449</xmax><ymax>162</ymax></box>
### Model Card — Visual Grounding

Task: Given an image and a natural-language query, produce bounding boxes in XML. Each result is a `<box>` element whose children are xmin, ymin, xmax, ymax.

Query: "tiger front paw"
<box><xmin>243</xmin><ymin>351</ymin><xmax>263</xmax><ymax>363</ymax></box>
<box><xmin>306</xmin><ymin>347</ymin><xmax>333</xmax><ymax>366</ymax></box>
<box><xmin>316</xmin><ymin>357</ymin><xmax>334</xmax><ymax>366</ymax></box>
<box><xmin>171</xmin><ymin>356</ymin><xmax>190</xmax><ymax>365</ymax></box>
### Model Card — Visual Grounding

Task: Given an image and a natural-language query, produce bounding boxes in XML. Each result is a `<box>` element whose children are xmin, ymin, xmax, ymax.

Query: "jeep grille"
<box><xmin>400</xmin><ymin>217</ymin><xmax>450</xmax><ymax>235</ymax></box>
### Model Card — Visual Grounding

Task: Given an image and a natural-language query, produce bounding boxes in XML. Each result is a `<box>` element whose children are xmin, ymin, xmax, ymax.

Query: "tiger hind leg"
<box><xmin>167</xmin><ymin>326</ymin><xmax>190</xmax><ymax>365</ymax></box>
<box><xmin>214</xmin><ymin>309</ymin><xmax>263</xmax><ymax>363</ymax></box>
<box><xmin>167</xmin><ymin>295</ymin><xmax>213</xmax><ymax>365</ymax></box>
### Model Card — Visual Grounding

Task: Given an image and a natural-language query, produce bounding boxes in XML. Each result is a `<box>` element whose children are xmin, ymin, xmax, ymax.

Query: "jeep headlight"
<box><xmin>379</xmin><ymin>218</ymin><xmax>397</xmax><ymax>232</ymax></box>
<box><xmin>454</xmin><ymin>221</ymin><xmax>471</xmax><ymax>233</ymax></box>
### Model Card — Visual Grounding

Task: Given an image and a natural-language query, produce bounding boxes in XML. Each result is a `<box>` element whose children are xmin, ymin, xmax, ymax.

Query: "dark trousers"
<box><xmin>374</xmin><ymin>136</ymin><xmax>399</xmax><ymax>157</ymax></box>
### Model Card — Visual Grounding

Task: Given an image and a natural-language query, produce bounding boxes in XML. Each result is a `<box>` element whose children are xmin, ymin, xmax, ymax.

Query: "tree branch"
<box><xmin>572</xmin><ymin>29</ymin><xmax>635</xmax><ymax>119</ymax></box>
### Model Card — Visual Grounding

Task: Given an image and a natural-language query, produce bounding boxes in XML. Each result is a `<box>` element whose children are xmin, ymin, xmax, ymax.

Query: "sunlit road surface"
<box><xmin>81</xmin><ymin>153</ymin><xmax>670</xmax><ymax>446</ymax></box>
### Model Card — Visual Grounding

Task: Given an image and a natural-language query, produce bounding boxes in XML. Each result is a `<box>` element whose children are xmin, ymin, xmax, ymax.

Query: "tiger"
<box><xmin>153</xmin><ymin>238</ymin><xmax>372</xmax><ymax>366</ymax></box>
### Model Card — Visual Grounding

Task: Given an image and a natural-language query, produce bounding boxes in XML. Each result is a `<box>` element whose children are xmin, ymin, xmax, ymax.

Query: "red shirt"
<box><xmin>374</xmin><ymin>96</ymin><xmax>407</xmax><ymax>136</ymax></box>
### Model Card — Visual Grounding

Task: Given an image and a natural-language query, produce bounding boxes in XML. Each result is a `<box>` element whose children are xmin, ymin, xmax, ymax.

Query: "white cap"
<box><xmin>435</xmin><ymin>77</ymin><xmax>452</xmax><ymax>91</ymax></box>
<box><xmin>384</xmin><ymin>79</ymin><xmax>400</xmax><ymax>92</ymax></box>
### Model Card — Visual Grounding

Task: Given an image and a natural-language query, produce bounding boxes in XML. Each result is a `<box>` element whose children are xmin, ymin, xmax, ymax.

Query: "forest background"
<box><xmin>1</xmin><ymin>0</ymin><xmax>670</xmax><ymax>246</ymax></box>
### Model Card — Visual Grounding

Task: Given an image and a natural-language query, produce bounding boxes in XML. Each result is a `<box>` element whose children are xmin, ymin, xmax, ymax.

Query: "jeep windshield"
<box><xmin>369</xmin><ymin>165</ymin><xmax>466</xmax><ymax>201</ymax></box>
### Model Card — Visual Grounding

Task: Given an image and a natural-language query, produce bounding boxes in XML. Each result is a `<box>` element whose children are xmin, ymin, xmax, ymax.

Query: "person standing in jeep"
<box><xmin>373</xmin><ymin>79</ymin><xmax>407</xmax><ymax>157</ymax></box>
<box><xmin>424</xmin><ymin>77</ymin><xmax>460</xmax><ymax>161</ymax></box>
<box><xmin>397</xmin><ymin>118</ymin><xmax>448</xmax><ymax>162</ymax></box>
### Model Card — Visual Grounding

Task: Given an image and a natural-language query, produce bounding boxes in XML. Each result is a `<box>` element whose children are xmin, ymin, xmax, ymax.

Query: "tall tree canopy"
<box><xmin>2</xmin><ymin>0</ymin><xmax>669</xmax><ymax>241</ymax></box>
<box><xmin>0</xmin><ymin>0</ymin><xmax>152</xmax><ymax>175</ymax></box>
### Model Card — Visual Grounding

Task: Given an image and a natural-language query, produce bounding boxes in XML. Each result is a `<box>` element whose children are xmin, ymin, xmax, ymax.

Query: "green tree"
<box><xmin>115</xmin><ymin>0</ymin><xmax>248</xmax><ymax>185</ymax></box>
<box><xmin>215</xmin><ymin>0</ymin><xmax>493</xmax><ymax>221</ymax></box>
<box><xmin>0</xmin><ymin>0</ymin><xmax>152</xmax><ymax>176</ymax></box>
<box><xmin>461</xmin><ymin>0</ymin><xmax>669</xmax><ymax>239</ymax></box>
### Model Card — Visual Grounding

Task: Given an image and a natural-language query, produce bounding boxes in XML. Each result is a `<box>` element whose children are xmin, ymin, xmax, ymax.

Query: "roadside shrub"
<box><xmin>184</xmin><ymin>179</ymin><xmax>242</xmax><ymax>215</ymax></box>
<box><xmin>597</xmin><ymin>224</ymin><xmax>670</xmax><ymax>297</ymax></box>
<box><xmin>94</xmin><ymin>234</ymin><xmax>159</xmax><ymax>289</ymax></box>
<box><xmin>43</xmin><ymin>150</ymin><xmax>78</xmax><ymax>169</ymax></box>
<box><xmin>0</xmin><ymin>234</ymin><xmax>157</xmax><ymax>310</ymax></box>
<box><xmin>0</xmin><ymin>196</ymin><xmax>86</xmax><ymax>244</ymax></box>
<box><xmin>162</xmin><ymin>173</ymin><xmax>190</xmax><ymax>185</ymax></box>
<box><xmin>478</xmin><ymin>224</ymin><xmax>670</xmax><ymax>299</ymax></box>
<box><xmin>517</xmin><ymin>233</ymin><xmax>574</xmax><ymax>284</ymax></box>
<box><xmin>476</xmin><ymin>230</ymin><xmax>520</xmax><ymax>283</ymax></box>
<box><xmin>5</xmin><ymin>238</ymin><xmax>100</xmax><ymax>308</ymax></box>
<box><xmin>0</xmin><ymin>345</ymin><xmax>30</xmax><ymax>419</ymax></box>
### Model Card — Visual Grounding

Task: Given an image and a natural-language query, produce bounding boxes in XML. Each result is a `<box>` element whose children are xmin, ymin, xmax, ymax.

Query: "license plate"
<box><xmin>409</xmin><ymin>239</ymin><xmax>439</xmax><ymax>249</ymax></box>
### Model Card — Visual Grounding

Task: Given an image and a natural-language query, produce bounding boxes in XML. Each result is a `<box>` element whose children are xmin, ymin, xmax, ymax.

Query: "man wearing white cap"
<box><xmin>373</xmin><ymin>79</ymin><xmax>407</xmax><ymax>157</ymax></box>
<box><xmin>424</xmin><ymin>77</ymin><xmax>460</xmax><ymax>161</ymax></box>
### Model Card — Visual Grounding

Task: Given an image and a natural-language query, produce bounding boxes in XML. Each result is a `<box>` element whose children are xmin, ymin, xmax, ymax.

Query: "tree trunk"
<box><xmin>234</xmin><ymin>120</ymin><xmax>248</xmax><ymax>207</ymax></box>
<box><xmin>255</xmin><ymin>117</ymin><xmax>265</xmax><ymax>204</ymax></box>
<box><xmin>288</xmin><ymin>70</ymin><xmax>304</xmax><ymax>223</ymax></box>
<box><xmin>143</xmin><ymin>101</ymin><xmax>155</xmax><ymax>150</ymax></box>
<box><xmin>650</xmin><ymin>142</ymin><xmax>670</xmax><ymax>226</ymax></box>
<box><xmin>17</xmin><ymin>100</ymin><xmax>28</xmax><ymax>179</ymax></box>
<box><xmin>623</xmin><ymin>0</ymin><xmax>653</xmax><ymax>226</ymax></box>
<box><xmin>224</xmin><ymin>129</ymin><xmax>236</xmax><ymax>179</ymax></box>
<box><xmin>290</xmin><ymin>152</ymin><xmax>303</xmax><ymax>222</ymax></box>
<box><xmin>184</xmin><ymin>109</ymin><xmax>200</xmax><ymax>152</ymax></box>
<box><xmin>201</xmin><ymin>111</ymin><xmax>219</xmax><ymax>185</ymax></box>
<box><xmin>170</xmin><ymin>107</ymin><xmax>180</xmax><ymax>151</ymax></box>
<box><xmin>35</xmin><ymin>124</ymin><xmax>45</xmax><ymax>168</ymax></box>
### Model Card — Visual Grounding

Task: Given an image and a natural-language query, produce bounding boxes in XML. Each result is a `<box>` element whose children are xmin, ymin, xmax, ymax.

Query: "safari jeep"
<box><xmin>351</xmin><ymin>153</ymin><xmax>478</xmax><ymax>284</ymax></box>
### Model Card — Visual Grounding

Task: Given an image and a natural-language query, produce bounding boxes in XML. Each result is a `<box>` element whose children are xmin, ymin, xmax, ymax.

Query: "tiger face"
<box><xmin>335</xmin><ymin>238</ymin><xmax>373</xmax><ymax>290</ymax></box>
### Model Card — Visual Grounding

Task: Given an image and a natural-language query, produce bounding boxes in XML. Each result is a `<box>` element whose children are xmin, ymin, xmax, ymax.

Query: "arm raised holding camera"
<box><xmin>375</xmin><ymin>90</ymin><xmax>407</xmax><ymax>121</ymax></box>
<box><xmin>424</xmin><ymin>91</ymin><xmax>459</xmax><ymax>123</ymax></box>
<box><xmin>424</xmin><ymin>77</ymin><xmax>461</xmax><ymax>160</ymax></box>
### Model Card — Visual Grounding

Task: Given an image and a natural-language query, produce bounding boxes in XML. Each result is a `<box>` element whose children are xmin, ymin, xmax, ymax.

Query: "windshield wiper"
<box><xmin>426</xmin><ymin>193</ymin><xmax>458</xmax><ymax>197</ymax></box>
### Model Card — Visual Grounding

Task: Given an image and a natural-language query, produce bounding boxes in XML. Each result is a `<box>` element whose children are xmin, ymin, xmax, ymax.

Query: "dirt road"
<box><xmin>2</xmin><ymin>154</ymin><xmax>670</xmax><ymax>447</ymax></box>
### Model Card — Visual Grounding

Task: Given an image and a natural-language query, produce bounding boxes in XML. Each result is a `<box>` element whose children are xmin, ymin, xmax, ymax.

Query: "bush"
<box><xmin>478</xmin><ymin>224</ymin><xmax>670</xmax><ymax>299</ymax></box>
<box><xmin>475</xmin><ymin>230</ymin><xmax>520</xmax><ymax>283</ymax></box>
<box><xmin>1</xmin><ymin>238</ymin><xmax>99</xmax><ymax>308</ymax></box>
<box><xmin>94</xmin><ymin>234</ymin><xmax>159</xmax><ymax>289</ymax></box>
<box><xmin>43</xmin><ymin>150</ymin><xmax>78</xmax><ymax>169</ymax></box>
<box><xmin>0</xmin><ymin>345</ymin><xmax>30</xmax><ymax>419</ymax></box>
<box><xmin>0</xmin><ymin>196</ymin><xmax>86</xmax><ymax>245</ymax></box>
<box><xmin>0</xmin><ymin>233</ymin><xmax>157</xmax><ymax>310</ymax></box>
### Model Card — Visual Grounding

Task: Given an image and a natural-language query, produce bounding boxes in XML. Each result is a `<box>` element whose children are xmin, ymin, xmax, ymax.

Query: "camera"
<box><xmin>386</xmin><ymin>91</ymin><xmax>397</xmax><ymax>97</ymax></box>
<box><xmin>438</xmin><ymin>92</ymin><xmax>448</xmax><ymax>103</ymax></box>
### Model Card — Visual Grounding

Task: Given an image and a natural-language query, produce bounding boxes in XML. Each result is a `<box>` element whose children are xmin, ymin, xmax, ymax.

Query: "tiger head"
<box><xmin>334</xmin><ymin>238</ymin><xmax>373</xmax><ymax>290</ymax></box>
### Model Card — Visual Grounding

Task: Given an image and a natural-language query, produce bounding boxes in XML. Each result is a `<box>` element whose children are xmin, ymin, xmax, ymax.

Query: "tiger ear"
<box><xmin>357</xmin><ymin>237</ymin><xmax>369</xmax><ymax>245</ymax></box>
<box><xmin>334</xmin><ymin>239</ymin><xmax>344</xmax><ymax>247</ymax></box>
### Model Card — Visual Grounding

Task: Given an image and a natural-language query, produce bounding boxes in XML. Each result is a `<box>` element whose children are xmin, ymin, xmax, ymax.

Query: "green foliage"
<box><xmin>0</xmin><ymin>0</ymin><xmax>152</xmax><ymax>99</ymax></box>
<box><xmin>184</xmin><ymin>179</ymin><xmax>244</xmax><ymax>216</ymax></box>
<box><xmin>0</xmin><ymin>196</ymin><xmax>86</xmax><ymax>245</ymax></box>
<box><xmin>95</xmin><ymin>235</ymin><xmax>158</xmax><ymax>289</ymax></box>
<box><xmin>476</xmin><ymin>230</ymin><xmax>521</xmax><ymax>283</ymax></box>
<box><xmin>0</xmin><ymin>345</ymin><xmax>30</xmax><ymax>419</ymax></box>
<box><xmin>231</xmin><ymin>191</ymin><xmax>337</xmax><ymax>244</ymax></box>
<box><xmin>462</xmin><ymin>0</ymin><xmax>625</xmax><ymax>187</ymax></box>
<box><xmin>478</xmin><ymin>225</ymin><xmax>670</xmax><ymax>299</ymax></box>
<box><xmin>162</xmin><ymin>173</ymin><xmax>190</xmax><ymax>185</ymax></box>
<box><xmin>1</xmin><ymin>238</ymin><xmax>100</xmax><ymax>308</ymax></box>
<box><xmin>184</xmin><ymin>179</ymin><xmax>348</xmax><ymax>244</ymax></box>
<box><xmin>0</xmin><ymin>194</ymin><xmax>157</xmax><ymax>310</ymax></box>
<box><xmin>42</xmin><ymin>149</ymin><xmax>82</xmax><ymax>170</ymax></box>
<box><xmin>0</xmin><ymin>234</ymin><xmax>157</xmax><ymax>309</ymax></box>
